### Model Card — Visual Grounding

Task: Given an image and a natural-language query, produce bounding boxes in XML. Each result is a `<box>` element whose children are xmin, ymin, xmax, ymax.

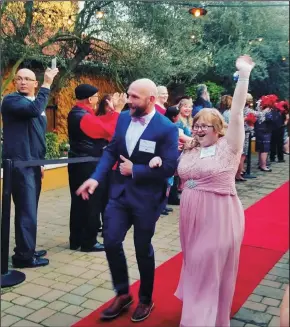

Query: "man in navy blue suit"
<box><xmin>77</xmin><ymin>78</ymin><xmax>179</xmax><ymax>322</ymax></box>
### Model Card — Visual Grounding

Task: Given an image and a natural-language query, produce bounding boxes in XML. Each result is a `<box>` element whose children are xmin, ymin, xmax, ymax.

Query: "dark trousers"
<box><xmin>168</xmin><ymin>176</ymin><xmax>180</xmax><ymax>205</ymax></box>
<box><xmin>104</xmin><ymin>191</ymin><xmax>158</xmax><ymax>304</ymax></box>
<box><xmin>100</xmin><ymin>180</ymin><xmax>110</xmax><ymax>229</ymax></box>
<box><xmin>12</xmin><ymin>167</ymin><xmax>41</xmax><ymax>260</ymax></box>
<box><xmin>68</xmin><ymin>162</ymin><xmax>102</xmax><ymax>249</ymax></box>
<box><xmin>270</xmin><ymin>127</ymin><xmax>284</xmax><ymax>161</ymax></box>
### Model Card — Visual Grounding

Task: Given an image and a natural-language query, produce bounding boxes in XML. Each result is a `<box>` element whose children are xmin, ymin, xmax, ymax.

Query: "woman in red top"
<box><xmin>95</xmin><ymin>93</ymin><xmax>127</xmax><ymax>235</ymax></box>
<box><xmin>155</xmin><ymin>85</ymin><xmax>168</xmax><ymax>115</ymax></box>
<box><xmin>67</xmin><ymin>84</ymin><xmax>126</xmax><ymax>252</ymax></box>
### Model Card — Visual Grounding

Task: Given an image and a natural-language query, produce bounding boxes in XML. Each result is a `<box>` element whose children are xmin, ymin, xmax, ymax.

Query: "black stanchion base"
<box><xmin>1</xmin><ymin>270</ymin><xmax>26</xmax><ymax>288</ymax></box>
<box><xmin>243</xmin><ymin>174</ymin><xmax>257</xmax><ymax>179</ymax></box>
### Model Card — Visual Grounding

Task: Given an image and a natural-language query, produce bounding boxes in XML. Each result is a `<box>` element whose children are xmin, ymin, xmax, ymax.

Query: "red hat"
<box><xmin>274</xmin><ymin>100</ymin><xmax>289</xmax><ymax>113</ymax></box>
<box><xmin>260</xmin><ymin>94</ymin><xmax>278</xmax><ymax>109</ymax></box>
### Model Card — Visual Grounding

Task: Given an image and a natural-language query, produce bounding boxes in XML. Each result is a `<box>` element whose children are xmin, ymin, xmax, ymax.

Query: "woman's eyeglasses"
<box><xmin>193</xmin><ymin>124</ymin><xmax>214</xmax><ymax>131</ymax></box>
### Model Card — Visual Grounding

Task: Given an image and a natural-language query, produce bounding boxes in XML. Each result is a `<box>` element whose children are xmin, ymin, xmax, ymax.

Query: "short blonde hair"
<box><xmin>246</xmin><ymin>93</ymin><xmax>253</xmax><ymax>106</ymax></box>
<box><xmin>193</xmin><ymin>108</ymin><xmax>226</xmax><ymax>137</ymax></box>
<box><xmin>185</xmin><ymin>108</ymin><xmax>226</xmax><ymax>151</ymax></box>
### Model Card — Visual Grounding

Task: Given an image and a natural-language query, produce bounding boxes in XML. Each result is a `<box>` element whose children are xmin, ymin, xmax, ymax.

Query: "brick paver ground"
<box><xmin>1</xmin><ymin>156</ymin><xmax>289</xmax><ymax>327</ymax></box>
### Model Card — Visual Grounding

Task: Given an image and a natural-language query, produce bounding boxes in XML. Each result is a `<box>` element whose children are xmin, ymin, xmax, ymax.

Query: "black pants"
<box><xmin>104</xmin><ymin>192</ymin><xmax>158</xmax><ymax>304</ymax></box>
<box><xmin>68</xmin><ymin>162</ymin><xmax>103</xmax><ymax>249</ymax></box>
<box><xmin>12</xmin><ymin>167</ymin><xmax>41</xmax><ymax>260</ymax></box>
<box><xmin>100</xmin><ymin>178</ymin><xmax>110</xmax><ymax>229</ymax></box>
<box><xmin>270</xmin><ymin>127</ymin><xmax>284</xmax><ymax>161</ymax></box>
<box><xmin>168</xmin><ymin>176</ymin><xmax>180</xmax><ymax>205</ymax></box>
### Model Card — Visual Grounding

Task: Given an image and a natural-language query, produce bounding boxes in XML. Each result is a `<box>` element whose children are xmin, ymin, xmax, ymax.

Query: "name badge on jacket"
<box><xmin>139</xmin><ymin>139</ymin><xmax>156</xmax><ymax>154</ymax></box>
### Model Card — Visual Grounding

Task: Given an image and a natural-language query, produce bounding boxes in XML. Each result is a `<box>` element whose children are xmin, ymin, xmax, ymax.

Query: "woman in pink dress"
<box><xmin>175</xmin><ymin>55</ymin><xmax>255</xmax><ymax>327</ymax></box>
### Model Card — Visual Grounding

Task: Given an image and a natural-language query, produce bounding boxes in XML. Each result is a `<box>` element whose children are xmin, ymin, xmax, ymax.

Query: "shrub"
<box><xmin>186</xmin><ymin>81</ymin><xmax>225</xmax><ymax>106</ymax></box>
<box><xmin>45</xmin><ymin>132</ymin><xmax>60</xmax><ymax>159</ymax></box>
<box><xmin>59</xmin><ymin>140</ymin><xmax>70</xmax><ymax>157</ymax></box>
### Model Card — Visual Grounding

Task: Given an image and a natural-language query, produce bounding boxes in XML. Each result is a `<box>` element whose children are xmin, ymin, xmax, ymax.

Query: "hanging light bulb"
<box><xmin>189</xmin><ymin>7</ymin><xmax>207</xmax><ymax>17</ymax></box>
<box><xmin>282</xmin><ymin>57</ymin><xmax>287</xmax><ymax>61</ymax></box>
<box><xmin>47</xmin><ymin>15</ymin><xmax>52</xmax><ymax>23</ymax></box>
<box><xmin>96</xmin><ymin>8</ymin><xmax>104</xmax><ymax>19</ymax></box>
<box><xmin>194</xmin><ymin>9</ymin><xmax>201</xmax><ymax>17</ymax></box>
<box><xmin>190</xmin><ymin>35</ymin><xmax>196</xmax><ymax>39</ymax></box>
<box><xmin>258</xmin><ymin>37</ymin><xmax>263</xmax><ymax>42</ymax></box>
<box><xmin>67</xmin><ymin>15</ymin><xmax>73</xmax><ymax>25</ymax></box>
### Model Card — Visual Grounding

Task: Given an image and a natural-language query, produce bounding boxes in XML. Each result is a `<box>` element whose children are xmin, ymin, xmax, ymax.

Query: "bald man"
<box><xmin>2</xmin><ymin>67</ymin><xmax>58</xmax><ymax>268</ymax></box>
<box><xmin>77</xmin><ymin>78</ymin><xmax>179</xmax><ymax>322</ymax></box>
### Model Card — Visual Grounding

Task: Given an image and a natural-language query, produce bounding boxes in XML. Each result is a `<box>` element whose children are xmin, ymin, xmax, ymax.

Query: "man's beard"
<box><xmin>129</xmin><ymin>105</ymin><xmax>147</xmax><ymax>117</ymax></box>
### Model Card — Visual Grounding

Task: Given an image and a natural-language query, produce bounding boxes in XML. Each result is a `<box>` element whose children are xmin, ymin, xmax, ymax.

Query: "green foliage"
<box><xmin>59</xmin><ymin>140</ymin><xmax>70</xmax><ymax>157</ymax></box>
<box><xmin>45</xmin><ymin>132</ymin><xmax>60</xmax><ymax>159</ymax></box>
<box><xmin>2</xmin><ymin>1</ymin><xmax>289</xmax><ymax>98</ymax></box>
<box><xmin>186</xmin><ymin>81</ymin><xmax>225</xmax><ymax>105</ymax></box>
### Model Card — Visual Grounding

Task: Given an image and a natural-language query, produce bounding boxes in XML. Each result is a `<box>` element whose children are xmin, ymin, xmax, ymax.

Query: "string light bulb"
<box><xmin>47</xmin><ymin>15</ymin><xmax>52</xmax><ymax>23</ymax></box>
<box><xmin>194</xmin><ymin>9</ymin><xmax>201</xmax><ymax>17</ymax></box>
<box><xmin>67</xmin><ymin>15</ymin><xmax>73</xmax><ymax>25</ymax></box>
<box><xmin>96</xmin><ymin>9</ymin><xmax>104</xmax><ymax>19</ymax></box>
<box><xmin>189</xmin><ymin>7</ymin><xmax>207</xmax><ymax>17</ymax></box>
<box><xmin>258</xmin><ymin>37</ymin><xmax>263</xmax><ymax>42</ymax></box>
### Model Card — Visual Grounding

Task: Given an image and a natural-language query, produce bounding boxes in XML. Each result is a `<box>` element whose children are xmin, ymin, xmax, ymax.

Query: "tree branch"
<box><xmin>21</xmin><ymin>0</ymin><xmax>34</xmax><ymax>39</ymax></box>
<box><xmin>40</xmin><ymin>33</ymin><xmax>81</xmax><ymax>49</ymax></box>
<box><xmin>1</xmin><ymin>56</ymin><xmax>26</xmax><ymax>95</ymax></box>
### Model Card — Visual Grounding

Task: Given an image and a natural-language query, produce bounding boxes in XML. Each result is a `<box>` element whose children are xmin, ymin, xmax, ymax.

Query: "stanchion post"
<box><xmin>1</xmin><ymin>159</ymin><xmax>26</xmax><ymax>288</ymax></box>
<box><xmin>243</xmin><ymin>131</ymin><xmax>257</xmax><ymax>179</ymax></box>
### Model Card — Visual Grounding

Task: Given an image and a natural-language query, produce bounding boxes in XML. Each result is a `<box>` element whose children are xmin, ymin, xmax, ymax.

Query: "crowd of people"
<box><xmin>1</xmin><ymin>54</ymin><xmax>289</xmax><ymax>326</ymax></box>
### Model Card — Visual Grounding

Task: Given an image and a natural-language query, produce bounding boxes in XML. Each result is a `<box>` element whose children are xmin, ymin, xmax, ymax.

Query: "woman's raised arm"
<box><xmin>225</xmin><ymin>55</ymin><xmax>255</xmax><ymax>152</ymax></box>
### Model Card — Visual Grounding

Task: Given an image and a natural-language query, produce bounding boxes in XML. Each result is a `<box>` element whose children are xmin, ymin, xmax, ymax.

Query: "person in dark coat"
<box><xmin>67</xmin><ymin>85</ymin><xmax>126</xmax><ymax>251</ymax></box>
<box><xmin>2</xmin><ymin>67</ymin><xmax>59</xmax><ymax>268</ymax></box>
<box><xmin>192</xmin><ymin>84</ymin><xmax>213</xmax><ymax>117</ymax></box>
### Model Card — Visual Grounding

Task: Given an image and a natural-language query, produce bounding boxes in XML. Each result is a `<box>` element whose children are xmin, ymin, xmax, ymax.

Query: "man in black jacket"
<box><xmin>67</xmin><ymin>85</ymin><xmax>124</xmax><ymax>252</ymax></box>
<box><xmin>2</xmin><ymin>67</ymin><xmax>58</xmax><ymax>268</ymax></box>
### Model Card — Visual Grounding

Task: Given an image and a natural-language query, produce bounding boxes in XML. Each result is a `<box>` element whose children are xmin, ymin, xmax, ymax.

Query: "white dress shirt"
<box><xmin>125</xmin><ymin>109</ymin><xmax>156</xmax><ymax>157</ymax></box>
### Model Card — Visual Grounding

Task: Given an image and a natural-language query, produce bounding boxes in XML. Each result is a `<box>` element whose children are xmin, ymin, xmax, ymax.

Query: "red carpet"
<box><xmin>74</xmin><ymin>182</ymin><xmax>289</xmax><ymax>327</ymax></box>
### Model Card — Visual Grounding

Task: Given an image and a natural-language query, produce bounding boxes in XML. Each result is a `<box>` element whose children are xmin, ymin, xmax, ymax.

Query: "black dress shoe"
<box><xmin>131</xmin><ymin>302</ymin><xmax>154</xmax><ymax>322</ymax></box>
<box><xmin>12</xmin><ymin>257</ymin><xmax>49</xmax><ymax>268</ymax></box>
<box><xmin>161</xmin><ymin>209</ymin><xmax>168</xmax><ymax>215</ymax></box>
<box><xmin>101</xmin><ymin>295</ymin><xmax>133</xmax><ymax>320</ymax></box>
<box><xmin>34</xmin><ymin>250</ymin><xmax>47</xmax><ymax>258</ymax></box>
<box><xmin>70</xmin><ymin>244</ymin><xmax>80</xmax><ymax>250</ymax></box>
<box><xmin>81</xmin><ymin>242</ymin><xmax>105</xmax><ymax>252</ymax></box>
<box><xmin>165</xmin><ymin>207</ymin><xmax>173</xmax><ymax>212</ymax></box>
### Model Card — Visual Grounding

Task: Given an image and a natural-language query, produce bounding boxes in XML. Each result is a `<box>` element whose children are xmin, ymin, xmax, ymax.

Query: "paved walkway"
<box><xmin>1</xmin><ymin>157</ymin><xmax>289</xmax><ymax>327</ymax></box>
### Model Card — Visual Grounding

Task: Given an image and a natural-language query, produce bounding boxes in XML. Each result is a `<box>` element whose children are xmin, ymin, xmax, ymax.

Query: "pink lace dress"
<box><xmin>175</xmin><ymin>137</ymin><xmax>245</xmax><ymax>327</ymax></box>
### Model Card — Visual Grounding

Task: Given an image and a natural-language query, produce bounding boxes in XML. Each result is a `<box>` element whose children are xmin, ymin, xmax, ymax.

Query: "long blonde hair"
<box><xmin>184</xmin><ymin>108</ymin><xmax>227</xmax><ymax>151</ymax></box>
<box><xmin>178</xmin><ymin>98</ymin><xmax>193</xmax><ymax>128</ymax></box>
